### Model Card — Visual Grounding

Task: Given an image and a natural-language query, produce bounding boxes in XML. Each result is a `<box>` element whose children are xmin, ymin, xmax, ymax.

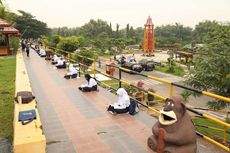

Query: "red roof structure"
<box><xmin>0</xmin><ymin>18</ymin><xmax>20</xmax><ymax>55</ymax></box>
<box><xmin>2</xmin><ymin>26</ymin><xmax>20</xmax><ymax>35</ymax></box>
<box><xmin>0</xmin><ymin>19</ymin><xmax>10</xmax><ymax>27</ymax></box>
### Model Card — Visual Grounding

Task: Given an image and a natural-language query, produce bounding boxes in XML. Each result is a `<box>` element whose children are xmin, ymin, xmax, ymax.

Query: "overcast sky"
<box><xmin>5</xmin><ymin>0</ymin><xmax>230</xmax><ymax>29</ymax></box>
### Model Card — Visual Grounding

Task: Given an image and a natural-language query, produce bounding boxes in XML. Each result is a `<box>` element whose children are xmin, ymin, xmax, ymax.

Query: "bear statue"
<box><xmin>147</xmin><ymin>96</ymin><xmax>197</xmax><ymax>153</ymax></box>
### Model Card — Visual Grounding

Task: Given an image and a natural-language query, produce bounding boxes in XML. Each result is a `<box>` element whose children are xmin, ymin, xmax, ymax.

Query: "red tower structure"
<box><xmin>143</xmin><ymin>16</ymin><xmax>155</xmax><ymax>56</ymax></box>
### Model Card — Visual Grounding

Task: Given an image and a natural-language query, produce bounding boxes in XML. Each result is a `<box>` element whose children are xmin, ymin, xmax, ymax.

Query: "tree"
<box><xmin>51</xmin><ymin>34</ymin><xmax>60</xmax><ymax>47</ymax></box>
<box><xmin>126</xmin><ymin>24</ymin><xmax>129</xmax><ymax>38</ymax></box>
<box><xmin>41</xmin><ymin>35</ymin><xmax>52</xmax><ymax>46</ymax></box>
<box><xmin>193</xmin><ymin>20</ymin><xmax>219</xmax><ymax>43</ymax></box>
<box><xmin>74</xmin><ymin>49</ymin><xmax>98</xmax><ymax>67</ymax></box>
<box><xmin>93</xmin><ymin>32</ymin><xmax>109</xmax><ymax>53</ymax></box>
<box><xmin>155</xmin><ymin>23</ymin><xmax>192</xmax><ymax>48</ymax></box>
<box><xmin>0</xmin><ymin>5</ymin><xmax>17</xmax><ymax>22</ymax></box>
<box><xmin>79</xmin><ymin>19</ymin><xmax>111</xmax><ymax>38</ymax></box>
<box><xmin>116</xmin><ymin>23</ymin><xmax>120</xmax><ymax>38</ymax></box>
<box><xmin>185</xmin><ymin>24</ymin><xmax>230</xmax><ymax>110</ymax></box>
<box><xmin>57</xmin><ymin>36</ymin><xmax>83</xmax><ymax>52</ymax></box>
<box><xmin>14</xmin><ymin>10</ymin><xmax>50</xmax><ymax>38</ymax></box>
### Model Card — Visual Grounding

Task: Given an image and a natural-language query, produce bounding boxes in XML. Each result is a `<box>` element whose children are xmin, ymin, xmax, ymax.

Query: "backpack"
<box><xmin>129</xmin><ymin>99</ymin><xmax>139</xmax><ymax>115</ymax></box>
<box><xmin>14</xmin><ymin>91</ymin><xmax>35</xmax><ymax>104</ymax></box>
<box><xmin>18</xmin><ymin>109</ymin><xmax>36</xmax><ymax>125</ymax></box>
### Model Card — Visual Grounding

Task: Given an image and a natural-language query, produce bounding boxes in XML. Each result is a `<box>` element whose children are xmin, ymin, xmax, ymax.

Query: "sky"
<box><xmin>5</xmin><ymin>0</ymin><xmax>230</xmax><ymax>29</ymax></box>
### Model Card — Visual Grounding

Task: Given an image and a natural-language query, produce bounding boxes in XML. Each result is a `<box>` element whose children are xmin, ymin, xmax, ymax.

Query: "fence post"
<box><xmin>170</xmin><ymin>84</ymin><xmax>174</xmax><ymax>96</ymax></box>
<box><xmin>78</xmin><ymin>63</ymin><xmax>81</xmax><ymax>77</ymax></box>
<box><xmin>93</xmin><ymin>59</ymin><xmax>96</xmax><ymax>78</ymax></box>
<box><xmin>119</xmin><ymin>68</ymin><xmax>121</xmax><ymax>88</ymax></box>
<box><xmin>68</xmin><ymin>53</ymin><xmax>70</xmax><ymax>63</ymax></box>
<box><xmin>224</xmin><ymin>126</ymin><xmax>227</xmax><ymax>142</ymax></box>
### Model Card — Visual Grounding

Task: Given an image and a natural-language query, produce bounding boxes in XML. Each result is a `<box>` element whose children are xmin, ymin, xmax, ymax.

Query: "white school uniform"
<box><xmin>67</xmin><ymin>64</ymin><xmax>77</xmax><ymax>75</ymax></box>
<box><xmin>39</xmin><ymin>49</ymin><xmax>46</xmax><ymax>56</ymax></box>
<box><xmin>111</xmin><ymin>88</ymin><xmax>130</xmax><ymax>109</ymax></box>
<box><xmin>56</xmin><ymin>59</ymin><xmax>64</xmax><ymax>66</ymax></box>
<box><xmin>81</xmin><ymin>78</ymin><xmax>97</xmax><ymax>88</ymax></box>
<box><xmin>53</xmin><ymin>55</ymin><xmax>59</xmax><ymax>63</ymax></box>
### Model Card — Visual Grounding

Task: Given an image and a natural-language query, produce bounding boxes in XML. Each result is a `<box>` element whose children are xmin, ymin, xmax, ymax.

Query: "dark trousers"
<box><xmin>51</xmin><ymin>61</ymin><xmax>57</xmax><ymax>65</ymax></box>
<box><xmin>79</xmin><ymin>85</ymin><xmax>97</xmax><ymax>92</ymax></box>
<box><xmin>26</xmin><ymin>50</ymin><xmax>29</xmax><ymax>57</ymax></box>
<box><xmin>107</xmin><ymin>105</ymin><xmax>129</xmax><ymax>114</ymax></box>
<box><xmin>64</xmin><ymin>73</ymin><xmax>77</xmax><ymax>79</ymax></box>
<box><xmin>56</xmin><ymin>64</ymin><xmax>66</xmax><ymax>69</ymax></box>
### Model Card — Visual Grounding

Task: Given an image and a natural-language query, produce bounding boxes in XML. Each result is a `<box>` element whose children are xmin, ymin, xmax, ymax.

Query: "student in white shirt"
<box><xmin>39</xmin><ymin>48</ymin><xmax>46</xmax><ymax>57</ymax></box>
<box><xmin>52</xmin><ymin>55</ymin><xmax>59</xmax><ymax>64</ymax></box>
<box><xmin>107</xmin><ymin>88</ymin><xmax>130</xmax><ymax>114</ymax></box>
<box><xmin>64</xmin><ymin>64</ymin><xmax>77</xmax><ymax>79</ymax></box>
<box><xmin>78</xmin><ymin>74</ymin><xmax>97</xmax><ymax>92</ymax></box>
<box><xmin>56</xmin><ymin>57</ymin><xmax>66</xmax><ymax>69</ymax></box>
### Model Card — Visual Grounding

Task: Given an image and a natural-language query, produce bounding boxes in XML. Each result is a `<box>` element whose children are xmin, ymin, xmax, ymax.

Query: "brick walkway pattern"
<box><xmin>23</xmin><ymin>50</ymin><xmax>156</xmax><ymax>153</ymax></box>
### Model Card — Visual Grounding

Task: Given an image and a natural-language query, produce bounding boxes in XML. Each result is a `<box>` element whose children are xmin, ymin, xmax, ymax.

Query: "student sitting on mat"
<box><xmin>107</xmin><ymin>88</ymin><xmax>130</xmax><ymax>115</ymax></box>
<box><xmin>56</xmin><ymin>57</ymin><xmax>66</xmax><ymax>69</ymax></box>
<box><xmin>78</xmin><ymin>74</ymin><xmax>97</xmax><ymax>92</ymax></box>
<box><xmin>52</xmin><ymin>55</ymin><xmax>59</xmax><ymax>64</ymax></box>
<box><xmin>39</xmin><ymin>48</ymin><xmax>46</xmax><ymax>57</ymax></box>
<box><xmin>64</xmin><ymin>64</ymin><xmax>77</xmax><ymax>79</ymax></box>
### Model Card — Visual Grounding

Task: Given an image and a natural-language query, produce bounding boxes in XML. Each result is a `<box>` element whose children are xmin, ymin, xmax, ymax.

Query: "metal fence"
<box><xmin>44</xmin><ymin>46</ymin><xmax>230</xmax><ymax>152</ymax></box>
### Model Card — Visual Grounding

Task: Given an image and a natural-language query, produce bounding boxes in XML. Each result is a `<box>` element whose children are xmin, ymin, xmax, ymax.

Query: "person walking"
<box><xmin>25</xmin><ymin>43</ymin><xmax>30</xmax><ymax>57</ymax></box>
<box><xmin>21</xmin><ymin>40</ymin><xmax>26</xmax><ymax>51</ymax></box>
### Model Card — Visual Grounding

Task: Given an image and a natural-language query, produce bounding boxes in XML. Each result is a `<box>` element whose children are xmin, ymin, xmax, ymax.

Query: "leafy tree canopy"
<box><xmin>155</xmin><ymin>23</ymin><xmax>193</xmax><ymax>48</ymax></box>
<box><xmin>57</xmin><ymin>36</ymin><xmax>84</xmax><ymax>52</ymax></box>
<box><xmin>186</xmin><ymin>23</ymin><xmax>230</xmax><ymax>110</ymax></box>
<box><xmin>13</xmin><ymin>10</ymin><xmax>50</xmax><ymax>39</ymax></box>
<box><xmin>193</xmin><ymin>20</ymin><xmax>219</xmax><ymax>43</ymax></box>
<box><xmin>74</xmin><ymin>48</ymin><xmax>98</xmax><ymax>66</ymax></box>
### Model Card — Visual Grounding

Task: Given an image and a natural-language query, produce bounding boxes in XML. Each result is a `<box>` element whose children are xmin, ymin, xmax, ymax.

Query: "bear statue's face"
<box><xmin>159</xmin><ymin>96</ymin><xmax>185</xmax><ymax>126</ymax></box>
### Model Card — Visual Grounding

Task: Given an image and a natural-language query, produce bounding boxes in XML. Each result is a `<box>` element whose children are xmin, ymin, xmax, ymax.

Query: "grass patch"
<box><xmin>100</xmin><ymin>54</ymin><xmax>112</xmax><ymax>59</ymax></box>
<box><xmin>0</xmin><ymin>58</ymin><xmax>16</xmax><ymax>139</ymax></box>
<box><xmin>155</xmin><ymin>64</ymin><xmax>185</xmax><ymax>77</ymax></box>
<box><xmin>100</xmin><ymin>79</ymin><xmax>120</xmax><ymax>89</ymax></box>
<box><xmin>193</xmin><ymin>117</ymin><xmax>230</xmax><ymax>141</ymax></box>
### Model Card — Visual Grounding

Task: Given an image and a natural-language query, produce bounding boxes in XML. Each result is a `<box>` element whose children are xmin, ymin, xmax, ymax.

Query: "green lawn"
<box><xmin>193</xmin><ymin>117</ymin><xmax>230</xmax><ymax>142</ymax></box>
<box><xmin>100</xmin><ymin>79</ymin><xmax>120</xmax><ymax>89</ymax></box>
<box><xmin>0</xmin><ymin>58</ymin><xmax>16</xmax><ymax>139</ymax></box>
<box><xmin>155</xmin><ymin>64</ymin><xmax>185</xmax><ymax>77</ymax></box>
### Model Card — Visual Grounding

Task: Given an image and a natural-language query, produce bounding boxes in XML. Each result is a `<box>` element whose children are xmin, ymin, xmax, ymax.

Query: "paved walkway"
<box><xmin>20</xmin><ymin>50</ymin><xmax>227</xmax><ymax>153</ymax></box>
<box><xmin>23</xmin><ymin>50</ymin><xmax>156</xmax><ymax>153</ymax></box>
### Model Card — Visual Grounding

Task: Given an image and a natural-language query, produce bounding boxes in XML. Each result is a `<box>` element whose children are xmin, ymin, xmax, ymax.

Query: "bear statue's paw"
<box><xmin>147</xmin><ymin>136</ymin><xmax>157</xmax><ymax>151</ymax></box>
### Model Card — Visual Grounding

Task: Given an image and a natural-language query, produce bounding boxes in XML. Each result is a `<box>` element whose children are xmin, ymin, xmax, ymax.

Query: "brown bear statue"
<box><xmin>147</xmin><ymin>96</ymin><xmax>197</xmax><ymax>153</ymax></box>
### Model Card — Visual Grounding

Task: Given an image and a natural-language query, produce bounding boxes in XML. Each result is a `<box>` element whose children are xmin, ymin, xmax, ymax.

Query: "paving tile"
<box><xmin>23</xmin><ymin>53</ymin><xmax>76</xmax><ymax>153</ymax></box>
<box><xmin>104</xmin><ymin>138</ymin><xmax>128</xmax><ymax>153</ymax></box>
<box><xmin>97</xmin><ymin>125</ymin><xmax>148</xmax><ymax>153</ymax></box>
<box><xmin>64</xmin><ymin>88</ymin><xmax>104</xmax><ymax>119</ymax></box>
<box><xmin>46</xmin><ymin>140</ymin><xmax>76</xmax><ymax>153</ymax></box>
<box><xmin>134</xmin><ymin>111</ymin><xmax>157</xmax><ymax>128</ymax></box>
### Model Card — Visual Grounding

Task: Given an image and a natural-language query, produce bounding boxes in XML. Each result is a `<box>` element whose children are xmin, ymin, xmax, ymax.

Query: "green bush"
<box><xmin>73</xmin><ymin>49</ymin><xmax>98</xmax><ymax>66</ymax></box>
<box><xmin>9</xmin><ymin>37</ymin><xmax>19</xmax><ymax>54</ymax></box>
<box><xmin>57</xmin><ymin>36</ymin><xmax>84</xmax><ymax>52</ymax></box>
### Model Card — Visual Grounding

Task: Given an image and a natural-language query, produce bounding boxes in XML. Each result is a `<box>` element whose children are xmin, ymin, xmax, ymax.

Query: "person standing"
<box><xmin>21</xmin><ymin>40</ymin><xmax>26</xmax><ymax>51</ymax></box>
<box><xmin>25</xmin><ymin>43</ymin><xmax>30</xmax><ymax>57</ymax></box>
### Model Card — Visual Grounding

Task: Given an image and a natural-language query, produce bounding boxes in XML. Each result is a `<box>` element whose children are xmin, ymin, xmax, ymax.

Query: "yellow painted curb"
<box><xmin>13</xmin><ymin>51</ymin><xmax>46</xmax><ymax>153</ymax></box>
